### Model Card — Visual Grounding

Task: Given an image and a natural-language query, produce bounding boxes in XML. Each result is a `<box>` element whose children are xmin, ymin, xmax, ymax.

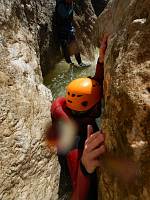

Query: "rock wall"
<box><xmin>0</xmin><ymin>1</ymin><xmax>60</xmax><ymax>200</ymax></box>
<box><xmin>96</xmin><ymin>0</ymin><xmax>150</xmax><ymax>199</ymax></box>
<box><xmin>0</xmin><ymin>1</ymin><xmax>108</xmax><ymax>199</ymax></box>
<box><xmin>74</xmin><ymin>0</ymin><xmax>108</xmax><ymax>60</ymax></box>
<box><xmin>73</xmin><ymin>0</ymin><xmax>97</xmax><ymax>59</ymax></box>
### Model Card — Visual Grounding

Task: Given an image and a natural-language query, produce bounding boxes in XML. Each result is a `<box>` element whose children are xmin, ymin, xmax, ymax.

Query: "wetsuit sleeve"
<box><xmin>48</xmin><ymin>97</ymin><xmax>69</xmax><ymax>145</ymax></box>
<box><xmin>51</xmin><ymin>97</ymin><xmax>69</xmax><ymax>121</ymax></box>
<box><xmin>94</xmin><ymin>59</ymin><xmax>104</xmax><ymax>87</ymax></box>
<box><xmin>67</xmin><ymin>149</ymin><xmax>91</xmax><ymax>200</ymax></box>
<box><xmin>80</xmin><ymin>160</ymin><xmax>92</xmax><ymax>176</ymax></box>
<box><xmin>56</xmin><ymin>0</ymin><xmax>73</xmax><ymax>18</ymax></box>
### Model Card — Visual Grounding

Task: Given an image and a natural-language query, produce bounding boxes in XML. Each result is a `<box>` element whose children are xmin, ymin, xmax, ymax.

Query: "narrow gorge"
<box><xmin>0</xmin><ymin>0</ymin><xmax>149</xmax><ymax>200</ymax></box>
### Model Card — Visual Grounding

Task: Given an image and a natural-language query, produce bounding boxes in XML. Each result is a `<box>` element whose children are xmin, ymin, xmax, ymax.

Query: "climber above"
<box><xmin>48</xmin><ymin>36</ymin><xmax>108</xmax><ymax>199</ymax></box>
<box><xmin>55</xmin><ymin>0</ymin><xmax>90</xmax><ymax>67</ymax></box>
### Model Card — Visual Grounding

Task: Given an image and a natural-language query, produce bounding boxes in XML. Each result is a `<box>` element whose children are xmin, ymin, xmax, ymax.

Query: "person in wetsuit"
<box><xmin>56</xmin><ymin>0</ymin><xmax>89</xmax><ymax>67</ymax></box>
<box><xmin>50</xmin><ymin>36</ymin><xmax>108</xmax><ymax>199</ymax></box>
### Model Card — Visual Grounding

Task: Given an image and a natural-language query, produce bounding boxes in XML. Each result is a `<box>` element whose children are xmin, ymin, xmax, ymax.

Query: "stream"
<box><xmin>44</xmin><ymin>53</ymin><xmax>98</xmax><ymax>100</ymax></box>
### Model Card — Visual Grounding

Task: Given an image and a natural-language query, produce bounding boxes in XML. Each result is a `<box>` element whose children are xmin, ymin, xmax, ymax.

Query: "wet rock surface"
<box><xmin>0</xmin><ymin>1</ymin><xmax>60</xmax><ymax>200</ymax></box>
<box><xmin>96</xmin><ymin>0</ymin><xmax>150</xmax><ymax>199</ymax></box>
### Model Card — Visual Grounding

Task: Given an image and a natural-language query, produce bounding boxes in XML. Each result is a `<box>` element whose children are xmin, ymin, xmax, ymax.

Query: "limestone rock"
<box><xmin>96</xmin><ymin>0</ymin><xmax>150</xmax><ymax>199</ymax></box>
<box><xmin>74</xmin><ymin>0</ymin><xmax>97</xmax><ymax>59</ymax></box>
<box><xmin>0</xmin><ymin>1</ymin><xmax>60</xmax><ymax>200</ymax></box>
<box><xmin>74</xmin><ymin>0</ymin><xmax>108</xmax><ymax>60</ymax></box>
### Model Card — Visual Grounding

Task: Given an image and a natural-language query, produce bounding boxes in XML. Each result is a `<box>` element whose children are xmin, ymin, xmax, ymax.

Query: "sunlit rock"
<box><xmin>0</xmin><ymin>1</ymin><xmax>60</xmax><ymax>200</ymax></box>
<box><xmin>96</xmin><ymin>0</ymin><xmax>150</xmax><ymax>199</ymax></box>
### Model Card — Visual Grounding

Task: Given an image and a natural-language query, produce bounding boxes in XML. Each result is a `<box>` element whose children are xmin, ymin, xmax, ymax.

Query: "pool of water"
<box><xmin>44</xmin><ymin>53</ymin><xmax>98</xmax><ymax>100</ymax></box>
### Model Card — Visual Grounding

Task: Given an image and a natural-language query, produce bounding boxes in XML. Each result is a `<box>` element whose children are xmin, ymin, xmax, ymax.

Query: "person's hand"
<box><xmin>99</xmin><ymin>35</ymin><xmax>108</xmax><ymax>63</ymax></box>
<box><xmin>81</xmin><ymin>125</ymin><xmax>106</xmax><ymax>174</ymax></box>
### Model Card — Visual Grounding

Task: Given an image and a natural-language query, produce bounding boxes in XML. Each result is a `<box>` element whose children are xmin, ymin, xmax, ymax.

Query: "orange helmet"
<box><xmin>66</xmin><ymin>78</ymin><xmax>102</xmax><ymax>112</ymax></box>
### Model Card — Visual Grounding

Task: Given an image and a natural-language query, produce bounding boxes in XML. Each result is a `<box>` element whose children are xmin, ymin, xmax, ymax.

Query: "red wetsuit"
<box><xmin>51</xmin><ymin>60</ymin><xmax>104</xmax><ymax>200</ymax></box>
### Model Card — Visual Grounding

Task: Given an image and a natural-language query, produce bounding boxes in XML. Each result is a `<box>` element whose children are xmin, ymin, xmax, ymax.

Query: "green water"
<box><xmin>44</xmin><ymin>54</ymin><xmax>98</xmax><ymax>100</ymax></box>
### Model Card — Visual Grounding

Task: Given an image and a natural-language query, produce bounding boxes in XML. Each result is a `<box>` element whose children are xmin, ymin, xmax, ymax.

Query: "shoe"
<box><xmin>78</xmin><ymin>62</ymin><xmax>91</xmax><ymax>68</ymax></box>
<box><xmin>69</xmin><ymin>62</ymin><xmax>75</xmax><ymax>67</ymax></box>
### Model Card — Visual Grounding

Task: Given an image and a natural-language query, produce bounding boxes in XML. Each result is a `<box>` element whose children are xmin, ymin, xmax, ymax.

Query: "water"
<box><xmin>44</xmin><ymin>53</ymin><xmax>98</xmax><ymax>100</ymax></box>
<box><xmin>44</xmin><ymin>52</ymin><xmax>102</xmax><ymax>128</ymax></box>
